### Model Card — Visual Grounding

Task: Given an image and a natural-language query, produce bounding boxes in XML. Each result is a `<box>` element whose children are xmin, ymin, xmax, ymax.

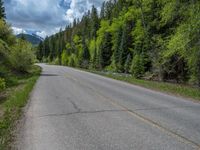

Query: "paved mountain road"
<box><xmin>17</xmin><ymin>64</ymin><xmax>200</xmax><ymax>150</ymax></box>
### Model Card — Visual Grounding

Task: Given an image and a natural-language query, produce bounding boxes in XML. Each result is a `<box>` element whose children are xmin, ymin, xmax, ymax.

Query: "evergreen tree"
<box><xmin>113</xmin><ymin>28</ymin><xmax>123</xmax><ymax>71</ymax></box>
<box><xmin>99</xmin><ymin>32</ymin><xmax>112</xmax><ymax>68</ymax></box>
<box><xmin>80</xmin><ymin>36</ymin><xmax>90</xmax><ymax>68</ymax></box>
<box><xmin>37</xmin><ymin>42</ymin><xmax>43</xmax><ymax>61</ymax></box>
<box><xmin>0</xmin><ymin>0</ymin><xmax>6</xmax><ymax>20</ymax></box>
<box><xmin>92</xmin><ymin>45</ymin><xmax>98</xmax><ymax>69</ymax></box>
<box><xmin>119</xmin><ymin>25</ymin><xmax>131</xmax><ymax>71</ymax></box>
<box><xmin>100</xmin><ymin>2</ymin><xmax>105</xmax><ymax>19</ymax></box>
<box><xmin>124</xmin><ymin>54</ymin><xmax>131</xmax><ymax>74</ymax></box>
<box><xmin>43</xmin><ymin>37</ymin><xmax>50</xmax><ymax>59</ymax></box>
<box><xmin>90</xmin><ymin>5</ymin><xmax>99</xmax><ymax>38</ymax></box>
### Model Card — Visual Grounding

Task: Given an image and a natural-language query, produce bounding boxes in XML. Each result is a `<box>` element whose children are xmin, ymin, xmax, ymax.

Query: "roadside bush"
<box><xmin>0</xmin><ymin>78</ymin><xmax>5</xmax><ymax>91</ymax></box>
<box><xmin>131</xmin><ymin>54</ymin><xmax>145</xmax><ymax>78</ymax></box>
<box><xmin>0</xmin><ymin>39</ymin><xmax>9</xmax><ymax>66</ymax></box>
<box><xmin>0</xmin><ymin>19</ymin><xmax>15</xmax><ymax>45</ymax></box>
<box><xmin>68</xmin><ymin>54</ymin><xmax>77</xmax><ymax>67</ymax></box>
<box><xmin>9</xmin><ymin>40</ymin><xmax>35</xmax><ymax>73</ymax></box>
<box><xmin>51</xmin><ymin>57</ymin><xmax>60</xmax><ymax>65</ymax></box>
<box><xmin>61</xmin><ymin>50</ymin><xmax>69</xmax><ymax>66</ymax></box>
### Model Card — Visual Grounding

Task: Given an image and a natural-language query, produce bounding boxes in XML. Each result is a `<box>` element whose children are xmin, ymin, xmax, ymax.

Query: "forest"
<box><xmin>37</xmin><ymin>0</ymin><xmax>200</xmax><ymax>87</ymax></box>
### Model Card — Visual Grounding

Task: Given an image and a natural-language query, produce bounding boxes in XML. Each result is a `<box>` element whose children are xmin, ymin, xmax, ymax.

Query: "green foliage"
<box><xmin>68</xmin><ymin>54</ymin><xmax>77</xmax><ymax>67</ymax></box>
<box><xmin>132</xmin><ymin>20</ymin><xmax>145</xmax><ymax>51</ymax></box>
<box><xmin>0</xmin><ymin>39</ymin><xmax>9</xmax><ymax>66</ymax></box>
<box><xmin>61</xmin><ymin>50</ymin><xmax>69</xmax><ymax>66</ymax></box>
<box><xmin>91</xmin><ymin>5</ymin><xmax>99</xmax><ymax>38</ymax></box>
<box><xmin>131</xmin><ymin>54</ymin><xmax>146</xmax><ymax>78</ymax></box>
<box><xmin>9</xmin><ymin>40</ymin><xmax>35</xmax><ymax>73</ymax></box>
<box><xmin>97</xmin><ymin>20</ymin><xmax>110</xmax><ymax>45</ymax></box>
<box><xmin>99</xmin><ymin>32</ymin><xmax>112</xmax><ymax>68</ymax></box>
<box><xmin>0</xmin><ymin>20</ymin><xmax>15</xmax><ymax>45</ymax></box>
<box><xmin>79</xmin><ymin>37</ymin><xmax>90</xmax><ymax>68</ymax></box>
<box><xmin>0</xmin><ymin>77</ymin><xmax>5</xmax><ymax>91</ymax></box>
<box><xmin>37</xmin><ymin>0</ymin><xmax>200</xmax><ymax>86</ymax></box>
<box><xmin>124</xmin><ymin>54</ymin><xmax>132</xmax><ymax>73</ymax></box>
<box><xmin>0</xmin><ymin>0</ymin><xmax>6</xmax><ymax>20</ymax></box>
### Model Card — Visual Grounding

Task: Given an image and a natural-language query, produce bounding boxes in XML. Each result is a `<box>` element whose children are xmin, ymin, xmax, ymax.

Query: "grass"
<box><xmin>0</xmin><ymin>65</ymin><xmax>41</xmax><ymax>149</ymax></box>
<box><xmin>90</xmin><ymin>71</ymin><xmax>200</xmax><ymax>101</ymax></box>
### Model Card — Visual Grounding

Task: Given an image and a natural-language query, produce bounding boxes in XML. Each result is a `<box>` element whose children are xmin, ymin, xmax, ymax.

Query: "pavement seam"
<box><xmin>31</xmin><ymin>109</ymin><xmax>128</xmax><ymax>118</ymax></box>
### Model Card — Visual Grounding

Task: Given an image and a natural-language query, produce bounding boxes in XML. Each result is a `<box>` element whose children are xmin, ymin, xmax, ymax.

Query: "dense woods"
<box><xmin>0</xmin><ymin>0</ymin><xmax>35</xmax><ymax>91</ymax></box>
<box><xmin>37</xmin><ymin>0</ymin><xmax>199</xmax><ymax>87</ymax></box>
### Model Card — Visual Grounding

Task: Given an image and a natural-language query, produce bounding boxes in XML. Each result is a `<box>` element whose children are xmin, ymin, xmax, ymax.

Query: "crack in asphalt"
<box><xmin>68</xmin><ymin>99</ymin><xmax>81</xmax><ymax>112</ymax></box>
<box><xmin>34</xmin><ymin>109</ymin><xmax>127</xmax><ymax>118</ymax></box>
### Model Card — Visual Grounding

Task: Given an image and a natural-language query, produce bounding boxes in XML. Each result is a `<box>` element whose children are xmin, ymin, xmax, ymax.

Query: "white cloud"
<box><xmin>65</xmin><ymin>0</ymin><xmax>104</xmax><ymax>22</ymax></box>
<box><xmin>35</xmin><ymin>31</ymin><xmax>47</xmax><ymax>39</ymax></box>
<box><xmin>12</xmin><ymin>27</ymin><xmax>27</xmax><ymax>35</ymax></box>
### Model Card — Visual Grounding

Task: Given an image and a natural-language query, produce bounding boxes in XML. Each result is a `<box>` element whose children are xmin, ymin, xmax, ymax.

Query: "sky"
<box><xmin>4</xmin><ymin>0</ymin><xmax>105</xmax><ymax>38</ymax></box>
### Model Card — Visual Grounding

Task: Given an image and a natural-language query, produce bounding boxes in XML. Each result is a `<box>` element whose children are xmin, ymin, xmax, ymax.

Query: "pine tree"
<box><xmin>104</xmin><ymin>1</ymin><xmax>113</xmax><ymax>20</ymax></box>
<box><xmin>92</xmin><ymin>45</ymin><xmax>98</xmax><ymax>69</ymax></box>
<box><xmin>119</xmin><ymin>26</ymin><xmax>130</xmax><ymax>71</ymax></box>
<box><xmin>80</xmin><ymin>36</ymin><xmax>90</xmax><ymax>68</ymax></box>
<box><xmin>91</xmin><ymin>5</ymin><xmax>99</xmax><ymax>38</ymax></box>
<box><xmin>100</xmin><ymin>2</ymin><xmax>105</xmax><ymax>19</ymax></box>
<box><xmin>43</xmin><ymin>37</ymin><xmax>50</xmax><ymax>58</ymax></box>
<box><xmin>99</xmin><ymin>32</ymin><xmax>112</xmax><ymax>68</ymax></box>
<box><xmin>113</xmin><ymin>28</ymin><xmax>123</xmax><ymax>71</ymax></box>
<box><xmin>0</xmin><ymin>0</ymin><xmax>6</xmax><ymax>20</ymax></box>
<box><xmin>124</xmin><ymin>54</ymin><xmax>131</xmax><ymax>74</ymax></box>
<box><xmin>37</xmin><ymin>42</ymin><xmax>43</xmax><ymax>61</ymax></box>
<box><xmin>57</xmin><ymin>29</ymin><xmax>63</xmax><ymax>65</ymax></box>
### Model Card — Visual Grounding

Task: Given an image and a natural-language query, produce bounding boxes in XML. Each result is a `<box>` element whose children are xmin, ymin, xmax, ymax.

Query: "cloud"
<box><xmin>35</xmin><ymin>31</ymin><xmax>47</xmax><ymax>39</ymax></box>
<box><xmin>12</xmin><ymin>27</ymin><xmax>27</xmax><ymax>35</ymax></box>
<box><xmin>4</xmin><ymin>0</ymin><xmax>105</xmax><ymax>37</ymax></box>
<box><xmin>65</xmin><ymin>0</ymin><xmax>104</xmax><ymax>22</ymax></box>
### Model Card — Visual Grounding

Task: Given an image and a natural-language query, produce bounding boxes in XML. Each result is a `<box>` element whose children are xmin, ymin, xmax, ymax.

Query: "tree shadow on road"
<box><xmin>40</xmin><ymin>74</ymin><xmax>59</xmax><ymax>77</ymax></box>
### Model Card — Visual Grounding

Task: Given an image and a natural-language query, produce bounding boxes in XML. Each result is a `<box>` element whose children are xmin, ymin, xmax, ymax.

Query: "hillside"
<box><xmin>17</xmin><ymin>34</ymin><xmax>43</xmax><ymax>45</ymax></box>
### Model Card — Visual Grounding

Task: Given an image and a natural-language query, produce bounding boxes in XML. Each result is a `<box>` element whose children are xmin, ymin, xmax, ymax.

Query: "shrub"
<box><xmin>68</xmin><ymin>54</ymin><xmax>77</xmax><ymax>67</ymax></box>
<box><xmin>0</xmin><ymin>78</ymin><xmax>5</xmax><ymax>91</ymax></box>
<box><xmin>9</xmin><ymin>40</ymin><xmax>35</xmax><ymax>73</ymax></box>
<box><xmin>0</xmin><ymin>39</ymin><xmax>9</xmax><ymax>66</ymax></box>
<box><xmin>0</xmin><ymin>19</ymin><xmax>15</xmax><ymax>45</ymax></box>
<box><xmin>131</xmin><ymin>54</ymin><xmax>145</xmax><ymax>78</ymax></box>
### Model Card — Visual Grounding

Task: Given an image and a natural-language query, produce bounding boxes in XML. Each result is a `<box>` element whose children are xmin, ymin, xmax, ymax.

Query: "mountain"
<box><xmin>17</xmin><ymin>33</ymin><xmax>43</xmax><ymax>45</ymax></box>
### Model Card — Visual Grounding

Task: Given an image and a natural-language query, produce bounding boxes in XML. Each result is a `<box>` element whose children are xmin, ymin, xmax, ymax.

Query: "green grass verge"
<box><xmin>90</xmin><ymin>71</ymin><xmax>200</xmax><ymax>101</ymax></box>
<box><xmin>0</xmin><ymin>65</ymin><xmax>41</xmax><ymax>149</ymax></box>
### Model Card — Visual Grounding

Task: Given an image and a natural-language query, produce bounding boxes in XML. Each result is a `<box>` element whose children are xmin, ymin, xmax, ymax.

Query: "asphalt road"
<box><xmin>17</xmin><ymin>64</ymin><xmax>200</xmax><ymax>150</ymax></box>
